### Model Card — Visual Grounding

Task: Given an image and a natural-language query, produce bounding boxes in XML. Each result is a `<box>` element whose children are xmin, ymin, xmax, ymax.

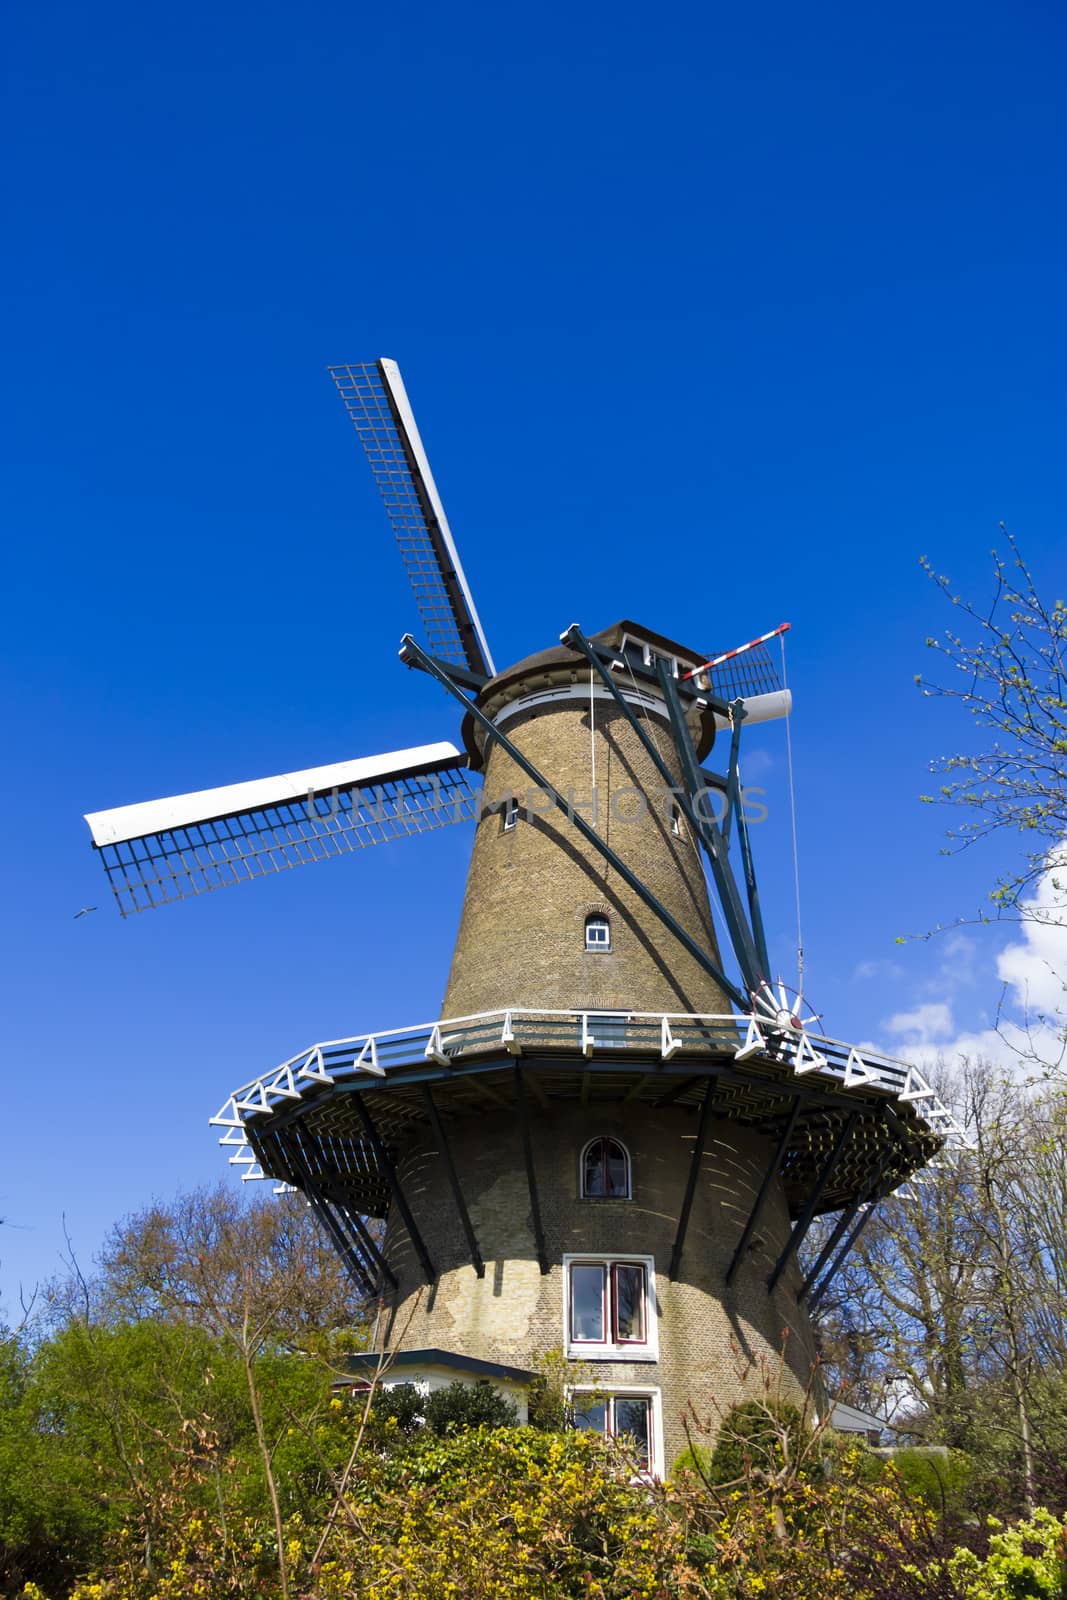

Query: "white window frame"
<box><xmin>562</xmin><ymin>1253</ymin><xmax>658</xmax><ymax>1361</ymax></box>
<box><xmin>584</xmin><ymin>914</ymin><xmax>611</xmax><ymax>951</ymax></box>
<box><xmin>568</xmin><ymin>1384</ymin><xmax>665</xmax><ymax>1480</ymax></box>
<box><xmin>642</xmin><ymin>642</ymin><xmax>679</xmax><ymax>678</ymax></box>
<box><xmin>579</xmin><ymin>1136</ymin><xmax>632</xmax><ymax>1200</ymax></box>
<box><xmin>502</xmin><ymin>797</ymin><xmax>518</xmax><ymax>832</ymax></box>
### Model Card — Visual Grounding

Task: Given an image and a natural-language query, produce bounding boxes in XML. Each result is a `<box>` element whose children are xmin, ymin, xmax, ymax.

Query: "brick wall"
<box><xmin>443</xmin><ymin>691</ymin><xmax>732</xmax><ymax>1020</ymax></box>
<box><xmin>380</xmin><ymin>1099</ymin><xmax>818</xmax><ymax>1472</ymax></box>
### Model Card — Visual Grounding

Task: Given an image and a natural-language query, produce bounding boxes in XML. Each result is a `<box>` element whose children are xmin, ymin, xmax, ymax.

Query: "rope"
<box><xmin>780</xmin><ymin>632</ymin><xmax>804</xmax><ymax>993</ymax></box>
<box><xmin>589</xmin><ymin>665</ymin><xmax>596</xmax><ymax>817</ymax></box>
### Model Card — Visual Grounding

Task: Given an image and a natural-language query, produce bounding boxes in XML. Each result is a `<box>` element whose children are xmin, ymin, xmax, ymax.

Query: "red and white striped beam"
<box><xmin>682</xmin><ymin>622</ymin><xmax>791</xmax><ymax>682</ymax></box>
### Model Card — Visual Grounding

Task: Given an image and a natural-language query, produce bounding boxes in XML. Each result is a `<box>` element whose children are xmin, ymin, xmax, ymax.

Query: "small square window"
<box><xmin>588</xmin><ymin>1012</ymin><xmax>629</xmax><ymax>1049</ymax></box>
<box><xmin>642</xmin><ymin>643</ymin><xmax>679</xmax><ymax>678</ymax></box>
<box><xmin>585</xmin><ymin>915</ymin><xmax>610</xmax><ymax>950</ymax></box>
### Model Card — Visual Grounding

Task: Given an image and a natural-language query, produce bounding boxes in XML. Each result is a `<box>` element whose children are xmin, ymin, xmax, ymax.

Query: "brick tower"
<box><xmin>379</xmin><ymin>622</ymin><xmax>821</xmax><ymax>1474</ymax></box>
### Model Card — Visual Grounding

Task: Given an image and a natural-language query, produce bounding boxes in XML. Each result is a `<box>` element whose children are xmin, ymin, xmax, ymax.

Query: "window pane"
<box><xmin>613</xmin><ymin>1264</ymin><xmax>646</xmax><ymax>1342</ymax></box>
<box><xmin>572</xmin><ymin>1397</ymin><xmax>607</xmax><ymax>1435</ymax></box>
<box><xmin>613</xmin><ymin>1398</ymin><xmax>651</xmax><ymax>1466</ymax></box>
<box><xmin>605</xmin><ymin>1140</ymin><xmax>628</xmax><ymax>1196</ymax></box>
<box><xmin>570</xmin><ymin>1264</ymin><xmax>606</xmax><ymax>1341</ymax></box>
<box><xmin>584</xmin><ymin>1141</ymin><xmax>606</xmax><ymax>1197</ymax></box>
<box><xmin>594</xmin><ymin>1014</ymin><xmax>627</xmax><ymax>1047</ymax></box>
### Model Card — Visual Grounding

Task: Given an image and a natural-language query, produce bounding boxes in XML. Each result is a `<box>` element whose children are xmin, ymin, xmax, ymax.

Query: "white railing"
<box><xmin>210</xmin><ymin>1008</ymin><xmax>970</xmax><ymax>1181</ymax></box>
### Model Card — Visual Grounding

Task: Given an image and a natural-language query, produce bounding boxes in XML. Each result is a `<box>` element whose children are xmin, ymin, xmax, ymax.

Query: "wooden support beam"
<box><xmin>798</xmin><ymin>1147</ymin><xmax>899</xmax><ymax>1301</ymax></box>
<box><xmin>768</xmin><ymin>1112</ymin><xmax>859</xmax><ymax>1293</ymax></box>
<box><xmin>334</xmin><ymin>1199</ymin><xmax>399</xmax><ymax>1293</ymax></box>
<box><xmin>669</xmin><ymin>1079</ymin><xmax>716</xmax><ymax>1280</ymax></box>
<box><xmin>725</xmin><ymin>1100</ymin><xmax>801</xmax><ymax>1287</ymax></box>
<box><xmin>308</xmin><ymin>1189</ymin><xmax>377</xmax><ymax>1298</ymax></box>
<box><xmin>808</xmin><ymin>1166</ymin><xmax>903</xmax><ymax>1311</ymax></box>
<box><xmin>524</xmin><ymin>1071</ymin><xmax>550</xmax><ymax>1112</ymax></box>
<box><xmin>624</xmin><ymin>1072</ymin><xmax>655</xmax><ymax>1103</ymax></box>
<box><xmin>654</xmin><ymin>1075</ymin><xmax>700</xmax><ymax>1109</ymax></box>
<box><xmin>514</xmin><ymin>1067</ymin><xmax>549</xmax><ymax>1274</ymax></box>
<box><xmin>274</xmin><ymin>1130</ymin><xmax>378</xmax><ymax>1297</ymax></box>
<box><xmin>421</xmin><ymin>1085</ymin><xmax>485</xmax><ymax>1278</ymax></box>
<box><xmin>353</xmin><ymin>1095</ymin><xmax>436</xmax><ymax>1286</ymax></box>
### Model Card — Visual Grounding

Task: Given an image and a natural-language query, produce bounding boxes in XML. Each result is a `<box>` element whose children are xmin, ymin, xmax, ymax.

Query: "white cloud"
<box><xmin>996</xmin><ymin>859</ymin><xmax>1067</xmax><ymax>1018</ymax></box>
<box><xmin>884</xmin><ymin>1002</ymin><xmax>954</xmax><ymax>1044</ymax></box>
<box><xmin>876</xmin><ymin>844</ymin><xmax>1066</xmax><ymax>1077</ymax></box>
<box><xmin>739</xmin><ymin>748</ymin><xmax>775</xmax><ymax>780</ymax></box>
<box><xmin>853</xmin><ymin>958</ymin><xmax>906</xmax><ymax>981</ymax></box>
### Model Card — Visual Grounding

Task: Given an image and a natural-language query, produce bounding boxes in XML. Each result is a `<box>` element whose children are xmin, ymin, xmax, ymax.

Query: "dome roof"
<box><xmin>461</xmin><ymin>621</ymin><xmax>718</xmax><ymax>768</ymax></box>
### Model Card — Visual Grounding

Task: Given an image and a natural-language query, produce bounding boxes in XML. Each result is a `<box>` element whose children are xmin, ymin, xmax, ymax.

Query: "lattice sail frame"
<box><xmin>329</xmin><ymin>360</ymin><xmax>495</xmax><ymax>677</ymax></box>
<box><xmin>706</xmin><ymin>639</ymin><xmax>782</xmax><ymax>701</ymax></box>
<box><xmin>86</xmin><ymin>747</ymin><xmax>477</xmax><ymax>916</ymax></box>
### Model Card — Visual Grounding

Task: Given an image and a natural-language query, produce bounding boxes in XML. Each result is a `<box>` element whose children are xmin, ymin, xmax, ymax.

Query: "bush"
<box><xmin>373</xmin><ymin>1380</ymin><xmax>518</xmax><ymax>1437</ymax></box>
<box><xmin>424</xmin><ymin>1380</ymin><xmax>518</xmax><ymax>1434</ymax></box>
<box><xmin>706</xmin><ymin>1397</ymin><xmax>812</xmax><ymax>1486</ymax></box>
<box><xmin>948</xmin><ymin>1508</ymin><xmax>1067</xmax><ymax>1598</ymax></box>
<box><xmin>892</xmin><ymin>1447</ymin><xmax>976</xmax><ymax>1516</ymax></box>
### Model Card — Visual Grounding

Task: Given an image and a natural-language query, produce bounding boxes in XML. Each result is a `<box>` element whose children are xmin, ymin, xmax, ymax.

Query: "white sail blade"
<box><xmin>85</xmin><ymin>743</ymin><xmax>477</xmax><ymax>916</ymax></box>
<box><xmin>329</xmin><ymin>359</ymin><xmax>496</xmax><ymax>678</ymax></box>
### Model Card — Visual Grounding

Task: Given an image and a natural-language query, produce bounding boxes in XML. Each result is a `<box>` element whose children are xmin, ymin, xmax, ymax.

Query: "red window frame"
<box><xmin>568</xmin><ymin>1260</ymin><xmax>648</xmax><ymax>1349</ymax></box>
<box><xmin>573</xmin><ymin>1392</ymin><xmax>654</xmax><ymax>1470</ymax></box>
<box><xmin>607</xmin><ymin>1394</ymin><xmax>653</xmax><ymax>1467</ymax></box>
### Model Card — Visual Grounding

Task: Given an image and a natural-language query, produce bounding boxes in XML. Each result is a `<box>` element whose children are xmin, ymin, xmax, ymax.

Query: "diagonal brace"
<box><xmin>422</xmin><ymin>1085</ymin><xmax>485</xmax><ymax>1277</ymax></box>
<box><xmin>808</xmin><ymin>1165</ymin><xmax>903</xmax><ymax>1312</ymax></box>
<box><xmin>353</xmin><ymin>1095</ymin><xmax>436</xmax><ymax>1285</ymax></box>
<box><xmin>655</xmin><ymin>662</ymin><xmax>769</xmax><ymax>998</ymax></box>
<box><xmin>669</xmin><ymin>1078</ymin><xmax>716</xmax><ymax>1279</ymax></box>
<box><xmin>514</xmin><ymin>1068</ymin><xmax>550</xmax><ymax>1274</ymax></box>
<box><xmin>798</xmin><ymin>1145</ymin><xmax>899</xmax><ymax>1302</ymax></box>
<box><xmin>768</xmin><ymin>1111</ymin><xmax>859</xmax><ymax>1293</ymax></box>
<box><xmin>725</xmin><ymin>1099</ymin><xmax>801</xmax><ymax>1286</ymax></box>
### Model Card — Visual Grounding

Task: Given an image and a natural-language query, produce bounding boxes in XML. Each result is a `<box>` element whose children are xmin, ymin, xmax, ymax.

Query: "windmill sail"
<box><xmin>329</xmin><ymin>359</ymin><xmax>496</xmax><ymax>678</ymax></box>
<box><xmin>85</xmin><ymin>743</ymin><xmax>477</xmax><ymax>916</ymax></box>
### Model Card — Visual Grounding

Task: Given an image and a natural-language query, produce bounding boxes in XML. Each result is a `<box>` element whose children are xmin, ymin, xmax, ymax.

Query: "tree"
<box><xmin>816</xmin><ymin>1059</ymin><xmax>1067</xmax><ymax>1516</ymax></box>
<box><xmin>92</xmin><ymin>1184</ymin><xmax>370</xmax><ymax>1600</ymax></box>
<box><xmin>917</xmin><ymin>530</ymin><xmax>1066</xmax><ymax>1073</ymax></box>
<box><xmin>918</xmin><ymin>528</ymin><xmax>1066</xmax><ymax>915</ymax></box>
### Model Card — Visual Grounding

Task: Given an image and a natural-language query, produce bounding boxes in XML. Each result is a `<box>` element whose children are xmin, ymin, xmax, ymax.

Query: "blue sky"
<box><xmin>2</xmin><ymin>0</ymin><xmax>1064</xmax><ymax>1308</ymax></box>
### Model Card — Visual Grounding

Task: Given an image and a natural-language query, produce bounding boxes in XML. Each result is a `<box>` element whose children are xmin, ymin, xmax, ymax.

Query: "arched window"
<box><xmin>585</xmin><ymin>914</ymin><xmax>610</xmax><ymax>951</ymax></box>
<box><xmin>581</xmin><ymin>1136</ymin><xmax>631</xmax><ymax>1199</ymax></box>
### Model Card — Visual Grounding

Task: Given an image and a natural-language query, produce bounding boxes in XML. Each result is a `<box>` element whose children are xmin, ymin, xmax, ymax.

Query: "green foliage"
<box><xmin>423</xmin><ymin>1380</ymin><xmax>518</xmax><ymax>1434</ymax></box>
<box><xmin>0</xmin><ymin>1316</ymin><xmax>333</xmax><ymax>1595</ymax></box>
<box><xmin>706</xmin><ymin>1398</ymin><xmax>811</xmax><ymax>1486</ymax></box>
<box><xmin>524</xmin><ymin>1348</ymin><xmax>572</xmax><ymax>1432</ymax></box>
<box><xmin>672</xmin><ymin>1441</ymin><xmax>713</xmax><ymax>1478</ymax></box>
<box><xmin>372</xmin><ymin>1379</ymin><xmax>518</xmax><ymax>1438</ymax></box>
<box><xmin>371</xmin><ymin>1380</ymin><xmax>426</xmax><ymax>1434</ymax></box>
<box><xmin>891</xmin><ymin>1448</ymin><xmax>976</xmax><ymax>1516</ymax></box>
<box><xmin>948</xmin><ymin>1509</ymin><xmax>1067</xmax><ymax>1599</ymax></box>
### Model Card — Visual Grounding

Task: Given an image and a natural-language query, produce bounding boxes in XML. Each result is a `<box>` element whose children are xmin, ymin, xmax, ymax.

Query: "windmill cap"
<box><xmin>460</xmin><ymin>620</ymin><xmax>717</xmax><ymax>769</ymax></box>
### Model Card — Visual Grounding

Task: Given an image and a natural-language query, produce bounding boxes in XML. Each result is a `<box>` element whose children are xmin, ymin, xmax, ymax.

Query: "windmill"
<box><xmin>85</xmin><ymin>359</ymin><xmax>965</xmax><ymax>1473</ymax></box>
